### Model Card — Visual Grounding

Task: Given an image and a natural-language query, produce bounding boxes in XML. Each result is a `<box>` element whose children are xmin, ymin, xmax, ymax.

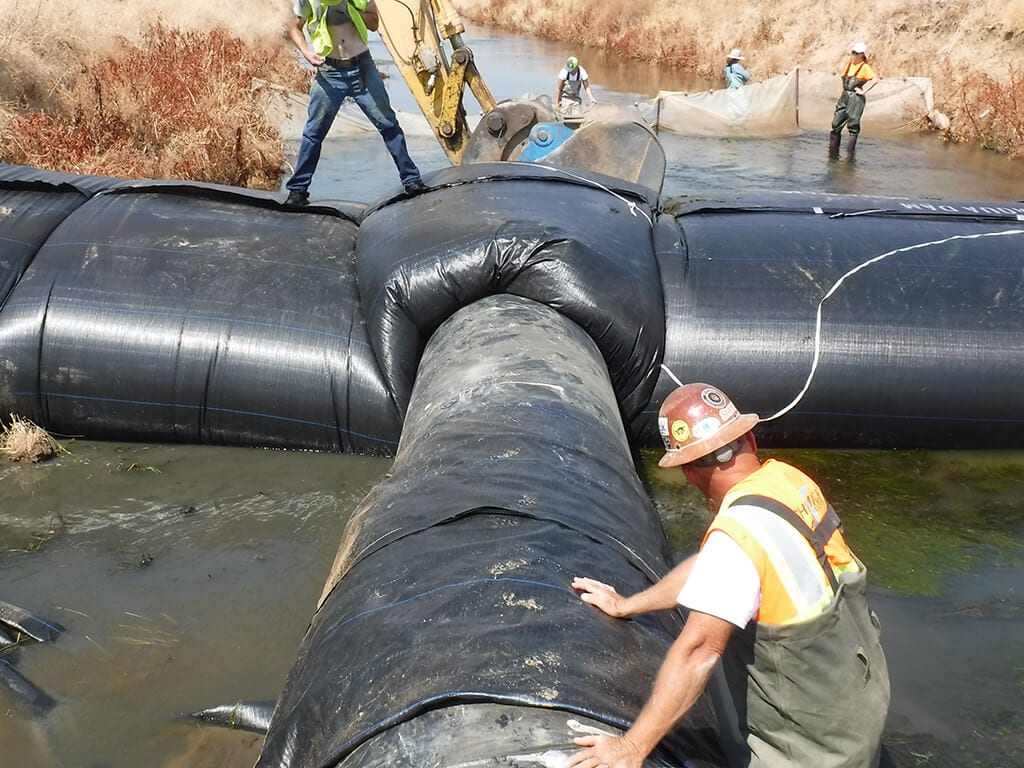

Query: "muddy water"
<box><xmin>3</xmin><ymin>23</ymin><xmax>1024</xmax><ymax>768</ymax></box>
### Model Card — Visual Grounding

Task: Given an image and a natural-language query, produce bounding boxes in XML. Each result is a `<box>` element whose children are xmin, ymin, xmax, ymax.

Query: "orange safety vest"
<box><xmin>707</xmin><ymin>459</ymin><xmax>860</xmax><ymax>624</ymax></box>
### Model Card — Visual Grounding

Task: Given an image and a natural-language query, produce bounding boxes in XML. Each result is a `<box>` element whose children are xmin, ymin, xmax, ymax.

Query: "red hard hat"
<box><xmin>657</xmin><ymin>383</ymin><xmax>759</xmax><ymax>468</ymax></box>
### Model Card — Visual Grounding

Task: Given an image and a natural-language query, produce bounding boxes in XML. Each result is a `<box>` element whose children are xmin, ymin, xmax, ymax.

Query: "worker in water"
<box><xmin>724</xmin><ymin>48</ymin><xmax>750</xmax><ymax>88</ymax></box>
<box><xmin>568</xmin><ymin>382</ymin><xmax>890</xmax><ymax>768</ymax></box>
<box><xmin>284</xmin><ymin>0</ymin><xmax>427</xmax><ymax>206</ymax></box>
<box><xmin>554</xmin><ymin>56</ymin><xmax>597</xmax><ymax>115</ymax></box>
<box><xmin>829</xmin><ymin>41</ymin><xmax>878</xmax><ymax>159</ymax></box>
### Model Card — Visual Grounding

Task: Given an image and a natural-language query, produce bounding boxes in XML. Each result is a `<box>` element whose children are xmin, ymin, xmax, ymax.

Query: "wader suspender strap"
<box><xmin>730</xmin><ymin>494</ymin><xmax>842</xmax><ymax>592</ymax></box>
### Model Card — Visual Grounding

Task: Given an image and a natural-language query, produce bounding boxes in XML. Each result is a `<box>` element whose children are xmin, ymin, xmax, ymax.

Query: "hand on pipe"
<box><xmin>572</xmin><ymin>576</ymin><xmax>628</xmax><ymax>618</ymax></box>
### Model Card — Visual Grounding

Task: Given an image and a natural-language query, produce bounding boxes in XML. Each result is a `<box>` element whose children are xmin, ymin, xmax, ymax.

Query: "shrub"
<box><xmin>942</xmin><ymin>69</ymin><xmax>1024</xmax><ymax>158</ymax></box>
<box><xmin>0</xmin><ymin>22</ymin><xmax>306</xmax><ymax>188</ymax></box>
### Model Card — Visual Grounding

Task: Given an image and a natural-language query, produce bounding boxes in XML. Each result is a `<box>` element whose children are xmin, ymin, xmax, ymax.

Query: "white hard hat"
<box><xmin>851</xmin><ymin>42</ymin><xmax>868</xmax><ymax>54</ymax></box>
<box><xmin>728</xmin><ymin>48</ymin><xmax>744</xmax><ymax>60</ymax></box>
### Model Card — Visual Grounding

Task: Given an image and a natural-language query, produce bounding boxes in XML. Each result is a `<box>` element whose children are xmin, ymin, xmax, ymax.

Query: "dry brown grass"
<box><xmin>3</xmin><ymin>0</ymin><xmax>1023</xmax><ymax>170</ymax></box>
<box><xmin>455</xmin><ymin>0</ymin><xmax>1024</xmax><ymax>156</ymax></box>
<box><xmin>0</xmin><ymin>0</ymin><xmax>308</xmax><ymax>187</ymax></box>
<box><xmin>944</xmin><ymin>68</ymin><xmax>1024</xmax><ymax>157</ymax></box>
<box><xmin>0</xmin><ymin>415</ymin><xmax>63</xmax><ymax>463</ymax></box>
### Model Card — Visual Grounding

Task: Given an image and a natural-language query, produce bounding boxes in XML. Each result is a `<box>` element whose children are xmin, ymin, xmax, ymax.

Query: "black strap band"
<box><xmin>729</xmin><ymin>494</ymin><xmax>842</xmax><ymax>592</ymax></box>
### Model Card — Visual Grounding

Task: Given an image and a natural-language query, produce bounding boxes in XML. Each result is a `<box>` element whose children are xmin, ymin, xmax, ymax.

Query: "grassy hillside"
<box><xmin>455</xmin><ymin>0</ymin><xmax>1024</xmax><ymax>77</ymax></box>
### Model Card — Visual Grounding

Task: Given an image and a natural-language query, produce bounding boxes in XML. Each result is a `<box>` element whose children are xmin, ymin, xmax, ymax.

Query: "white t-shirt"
<box><xmin>557</xmin><ymin>66</ymin><xmax>590</xmax><ymax>101</ymax></box>
<box><xmin>677</xmin><ymin>530</ymin><xmax>761</xmax><ymax>628</ymax></box>
<box><xmin>557</xmin><ymin>65</ymin><xmax>590</xmax><ymax>82</ymax></box>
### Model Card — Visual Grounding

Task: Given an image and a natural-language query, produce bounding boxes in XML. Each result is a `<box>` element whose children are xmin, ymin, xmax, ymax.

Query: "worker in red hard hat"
<box><xmin>569</xmin><ymin>382</ymin><xmax>890</xmax><ymax>768</ymax></box>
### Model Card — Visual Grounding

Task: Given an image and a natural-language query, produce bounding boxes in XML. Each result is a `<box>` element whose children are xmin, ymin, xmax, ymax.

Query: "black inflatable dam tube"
<box><xmin>0</xmin><ymin>168</ymin><xmax>399</xmax><ymax>452</ymax></box>
<box><xmin>357</xmin><ymin>162</ymin><xmax>664</xmax><ymax>426</ymax></box>
<box><xmin>256</xmin><ymin>295</ymin><xmax>726</xmax><ymax>768</ymax></box>
<box><xmin>5</xmin><ymin>163</ymin><xmax>1024</xmax><ymax>452</ymax></box>
<box><xmin>644</xmin><ymin>191</ymin><xmax>1024</xmax><ymax>449</ymax></box>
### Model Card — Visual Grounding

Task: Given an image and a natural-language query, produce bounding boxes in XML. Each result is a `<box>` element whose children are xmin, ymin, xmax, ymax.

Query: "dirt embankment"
<box><xmin>4</xmin><ymin>0</ymin><xmax>1023</xmax><ymax>177</ymax></box>
<box><xmin>454</xmin><ymin>0</ymin><xmax>1024</xmax><ymax>155</ymax></box>
<box><xmin>454</xmin><ymin>0</ymin><xmax>1024</xmax><ymax>82</ymax></box>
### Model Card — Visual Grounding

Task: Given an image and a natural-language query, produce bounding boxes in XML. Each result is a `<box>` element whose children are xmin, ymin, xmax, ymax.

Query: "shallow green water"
<box><xmin>2</xmin><ymin>443</ymin><xmax>1022</xmax><ymax>767</ymax></box>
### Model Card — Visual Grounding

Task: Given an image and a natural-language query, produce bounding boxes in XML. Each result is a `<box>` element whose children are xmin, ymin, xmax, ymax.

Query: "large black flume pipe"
<box><xmin>0</xmin><ymin>168</ymin><xmax>399</xmax><ymax>453</ymax></box>
<box><xmin>4</xmin><ymin>163</ymin><xmax>1024</xmax><ymax>453</ymax></box>
<box><xmin>646</xmin><ymin>191</ymin><xmax>1024</xmax><ymax>449</ymax></box>
<box><xmin>257</xmin><ymin>294</ymin><xmax>726</xmax><ymax>767</ymax></box>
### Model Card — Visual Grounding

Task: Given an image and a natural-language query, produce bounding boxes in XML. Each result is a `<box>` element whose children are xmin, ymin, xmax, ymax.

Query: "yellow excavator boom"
<box><xmin>374</xmin><ymin>0</ymin><xmax>496</xmax><ymax>164</ymax></box>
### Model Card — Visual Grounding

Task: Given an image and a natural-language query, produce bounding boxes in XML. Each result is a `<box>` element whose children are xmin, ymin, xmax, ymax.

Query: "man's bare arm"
<box><xmin>566</xmin><ymin>611</ymin><xmax>734</xmax><ymax>768</ymax></box>
<box><xmin>572</xmin><ymin>553</ymin><xmax>698</xmax><ymax>618</ymax></box>
<box><xmin>288</xmin><ymin>15</ymin><xmax>323</xmax><ymax>66</ymax></box>
<box><xmin>361</xmin><ymin>1</ymin><xmax>379</xmax><ymax>32</ymax></box>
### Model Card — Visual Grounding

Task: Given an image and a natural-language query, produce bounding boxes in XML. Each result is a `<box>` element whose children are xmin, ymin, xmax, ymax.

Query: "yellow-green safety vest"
<box><xmin>306</xmin><ymin>0</ymin><xmax>370</xmax><ymax>57</ymax></box>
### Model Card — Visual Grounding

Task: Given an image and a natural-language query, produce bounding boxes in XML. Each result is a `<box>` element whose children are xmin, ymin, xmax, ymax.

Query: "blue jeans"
<box><xmin>287</xmin><ymin>52</ymin><xmax>421</xmax><ymax>191</ymax></box>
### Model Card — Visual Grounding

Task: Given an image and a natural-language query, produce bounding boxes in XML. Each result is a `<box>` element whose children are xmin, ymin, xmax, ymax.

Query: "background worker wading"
<box><xmin>829</xmin><ymin>41</ymin><xmax>878</xmax><ymax>159</ymax></box>
<box><xmin>569</xmin><ymin>383</ymin><xmax>890</xmax><ymax>768</ymax></box>
<box><xmin>554</xmin><ymin>56</ymin><xmax>597</xmax><ymax>116</ymax></box>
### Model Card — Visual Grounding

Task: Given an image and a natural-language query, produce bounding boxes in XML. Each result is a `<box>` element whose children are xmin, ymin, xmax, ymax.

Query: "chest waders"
<box><xmin>830</xmin><ymin>63</ymin><xmax>868</xmax><ymax>158</ymax></box>
<box><xmin>561</xmin><ymin>71</ymin><xmax>583</xmax><ymax>104</ymax></box>
<box><xmin>715</xmin><ymin>496</ymin><xmax>891</xmax><ymax>767</ymax></box>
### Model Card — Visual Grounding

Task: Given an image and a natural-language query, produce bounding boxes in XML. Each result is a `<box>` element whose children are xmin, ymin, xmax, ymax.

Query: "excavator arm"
<box><xmin>373</xmin><ymin>0</ymin><xmax>495</xmax><ymax>163</ymax></box>
<box><xmin>369</xmin><ymin>0</ymin><xmax>665</xmax><ymax>192</ymax></box>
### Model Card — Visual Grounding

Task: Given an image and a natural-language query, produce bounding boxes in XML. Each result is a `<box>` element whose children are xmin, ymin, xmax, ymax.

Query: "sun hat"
<box><xmin>851</xmin><ymin>42</ymin><xmax>868</xmax><ymax>54</ymax></box>
<box><xmin>728</xmin><ymin>48</ymin><xmax>744</xmax><ymax>60</ymax></box>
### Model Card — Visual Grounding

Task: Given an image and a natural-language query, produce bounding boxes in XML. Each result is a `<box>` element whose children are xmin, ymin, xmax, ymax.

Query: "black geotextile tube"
<box><xmin>356</xmin><ymin>162</ymin><xmax>665</xmax><ymax>429</ymax></box>
<box><xmin>257</xmin><ymin>295</ymin><xmax>726</xmax><ymax>768</ymax></box>
<box><xmin>0</xmin><ymin>176</ymin><xmax>91</xmax><ymax>306</ymax></box>
<box><xmin>0</xmin><ymin>168</ymin><xmax>401</xmax><ymax>453</ymax></box>
<box><xmin>639</xmin><ymin>191</ymin><xmax>1024</xmax><ymax>450</ymax></box>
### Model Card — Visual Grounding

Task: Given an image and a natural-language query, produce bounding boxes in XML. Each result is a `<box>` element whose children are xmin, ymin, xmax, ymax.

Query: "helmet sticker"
<box><xmin>700</xmin><ymin>387</ymin><xmax>726</xmax><ymax>409</ymax></box>
<box><xmin>719</xmin><ymin>401</ymin><xmax>739</xmax><ymax>422</ymax></box>
<box><xmin>670</xmin><ymin>419</ymin><xmax>690</xmax><ymax>444</ymax></box>
<box><xmin>657</xmin><ymin>416</ymin><xmax>669</xmax><ymax>437</ymax></box>
<box><xmin>692</xmin><ymin>416</ymin><xmax>722</xmax><ymax>439</ymax></box>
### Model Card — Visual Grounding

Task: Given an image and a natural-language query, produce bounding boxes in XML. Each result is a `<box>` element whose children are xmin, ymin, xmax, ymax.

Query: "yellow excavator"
<box><xmin>373</xmin><ymin>0</ymin><xmax>665</xmax><ymax>192</ymax></box>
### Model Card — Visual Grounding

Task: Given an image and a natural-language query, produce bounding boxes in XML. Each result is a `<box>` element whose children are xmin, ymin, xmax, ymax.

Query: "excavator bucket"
<box><xmin>465</xmin><ymin>102</ymin><xmax>666</xmax><ymax>195</ymax></box>
<box><xmin>528</xmin><ymin>106</ymin><xmax>666</xmax><ymax>196</ymax></box>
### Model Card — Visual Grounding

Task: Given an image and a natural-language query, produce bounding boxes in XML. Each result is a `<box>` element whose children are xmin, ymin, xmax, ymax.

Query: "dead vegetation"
<box><xmin>943</xmin><ymin>68</ymin><xmax>1024</xmax><ymax>156</ymax></box>
<box><xmin>0</xmin><ymin>415</ymin><xmax>64</xmax><ymax>463</ymax></box>
<box><xmin>0</xmin><ymin>0</ymin><xmax>308</xmax><ymax>187</ymax></box>
<box><xmin>455</xmin><ymin>0</ymin><xmax>1024</xmax><ymax>157</ymax></box>
<box><xmin>1</xmin><ymin>0</ymin><xmax>1023</xmax><ymax>170</ymax></box>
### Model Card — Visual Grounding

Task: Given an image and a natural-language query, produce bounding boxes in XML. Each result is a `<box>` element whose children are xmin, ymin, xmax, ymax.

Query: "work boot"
<box><xmin>285</xmin><ymin>189</ymin><xmax>309</xmax><ymax>206</ymax></box>
<box><xmin>403</xmin><ymin>179</ymin><xmax>428</xmax><ymax>195</ymax></box>
<box><xmin>846</xmin><ymin>134</ymin><xmax>859</xmax><ymax>157</ymax></box>
<box><xmin>828</xmin><ymin>132</ymin><xmax>841</xmax><ymax>159</ymax></box>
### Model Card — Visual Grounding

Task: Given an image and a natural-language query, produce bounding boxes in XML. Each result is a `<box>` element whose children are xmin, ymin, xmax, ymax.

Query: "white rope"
<box><xmin>760</xmin><ymin>228</ymin><xmax>1024</xmax><ymax>422</ymax></box>
<box><xmin>660</xmin><ymin>363</ymin><xmax>684</xmax><ymax>388</ymax></box>
<box><xmin>517</xmin><ymin>162</ymin><xmax>655</xmax><ymax>226</ymax></box>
